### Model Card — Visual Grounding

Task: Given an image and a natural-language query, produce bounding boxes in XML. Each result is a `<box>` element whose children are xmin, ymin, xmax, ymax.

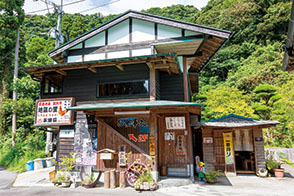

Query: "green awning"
<box><xmin>67</xmin><ymin>100</ymin><xmax>201</xmax><ymax>111</ymax></box>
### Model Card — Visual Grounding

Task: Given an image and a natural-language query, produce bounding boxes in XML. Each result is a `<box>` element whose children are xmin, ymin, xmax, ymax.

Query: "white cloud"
<box><xmin>24</xmin><ymin>0</ymin><xmax>209</xmax><ymax>15</ymax></box>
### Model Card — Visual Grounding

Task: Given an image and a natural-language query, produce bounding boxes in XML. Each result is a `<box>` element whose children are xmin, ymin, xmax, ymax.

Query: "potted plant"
<box><xmin>54</xmin><ymin>153</ymin><xmax>75</xmax><ymax>187</ymax></box>
<box><xmin>134</xmin><ymin>173</ymin><xmax>157</xmax><ymax>191</ymax></box>
<box><xmin>54</xmin><ymin>171</ymin><xmax>71</xmax><ymax>187</ymax></box>
<box><xmin>81</xmin><ymin>172</ymin><xmax>98</xmax><ymax>188</ymax></box>
<box><xmin>266</xmin><ymin>151</ymin><xmax>294</xmax><ymax>178</ymax></box>
<box><xmin>204</xmin><ymin>170</ymin><xmax>223</xmax><ymax>184</ymax></box>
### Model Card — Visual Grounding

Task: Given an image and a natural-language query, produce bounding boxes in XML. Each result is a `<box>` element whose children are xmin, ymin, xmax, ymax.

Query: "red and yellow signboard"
<box><xmin>34</xmin><ymin>98</ymin><xmax>75</xmax><ymax>126</ymax></box>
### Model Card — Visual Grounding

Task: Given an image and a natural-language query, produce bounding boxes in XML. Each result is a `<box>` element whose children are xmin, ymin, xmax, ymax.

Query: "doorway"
<box><xmin>192</xmin><ymin>128</ymin><xmax>203</xmax><ymax>162</ymax></box>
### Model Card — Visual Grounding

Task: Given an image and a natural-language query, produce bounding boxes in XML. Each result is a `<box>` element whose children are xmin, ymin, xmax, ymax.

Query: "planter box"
<box><xmin>135</xmin><ymin>182</ymin><xmax>157</xmax><ymax>191</ymax></box>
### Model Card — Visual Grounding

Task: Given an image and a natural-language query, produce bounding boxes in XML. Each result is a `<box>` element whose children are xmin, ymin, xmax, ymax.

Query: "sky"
<box><xmin>24</xmin><ymin>0</ymin><xmax>209</xmax><ymax>16</ymax></box>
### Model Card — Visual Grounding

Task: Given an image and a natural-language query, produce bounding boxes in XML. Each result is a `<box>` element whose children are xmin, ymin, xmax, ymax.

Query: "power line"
<box><xmin>79</xmin><ymin>0</ymin><xmax>120</xmax><ymax>14</ymax></box>
<box><xmin>27</xmin><ymin>0</ymin><xmax>87</xmax><ymax>14</ymax></box>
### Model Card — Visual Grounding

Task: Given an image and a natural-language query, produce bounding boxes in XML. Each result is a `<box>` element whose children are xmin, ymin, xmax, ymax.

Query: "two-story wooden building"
<box><xmin>24</xmin><ymin>10</ymin><xmax>247</xmax><ymax>180</ymax></box>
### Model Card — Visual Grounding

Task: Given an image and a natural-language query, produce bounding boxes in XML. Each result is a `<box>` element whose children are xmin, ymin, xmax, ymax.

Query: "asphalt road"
<box><xmin>0</xmin><ymin>167</ymin><xmax>17</xmax><ymax>189</ymax></box>
<box><xmin>0</xmin><ymin>186</ymin><xmax>170</xmax><ymax>196</ymax></box>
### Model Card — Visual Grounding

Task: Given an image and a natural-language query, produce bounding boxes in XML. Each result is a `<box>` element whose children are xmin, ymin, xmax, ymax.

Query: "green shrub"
<box><xmin>204</xmin><ymin>170</ymin><xmax>223</xmax><ymax>183</ymax></box>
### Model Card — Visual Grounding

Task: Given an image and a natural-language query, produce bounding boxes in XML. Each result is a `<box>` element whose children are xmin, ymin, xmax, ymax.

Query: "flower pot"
<box><xmin>206</xmin><ymin>178</ymin><xmax>217</xmax><ymax>184</ymax></box>
<box><xmin>61</xmin><ymin>182</ymin><xmax>71</xmax><ymax>188</ymax></box>
<box><xmin>273</xmin><ymin>168</ymin><xmax>284</xmax><ymax>178</ymax></box>
<box><xmin>257</xmin><ymin>168</ymin><xmax>268</xmax><ymax>178</ymax></box>
<box><xmin>135</xmin><ymin>182</ymin><xmax>157</xmax><ymax>191</ymax></box>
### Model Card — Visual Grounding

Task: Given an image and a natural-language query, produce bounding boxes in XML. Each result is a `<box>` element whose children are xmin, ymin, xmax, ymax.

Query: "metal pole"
<box><xmin>12</xmin><ymin>27</ymin><xmax>20</xmax><ymax>147</ymax></box>
<box><xmin>55</xmin><ymin>0</ymin><xmax>63</xmax><ymax>48</ymax></box>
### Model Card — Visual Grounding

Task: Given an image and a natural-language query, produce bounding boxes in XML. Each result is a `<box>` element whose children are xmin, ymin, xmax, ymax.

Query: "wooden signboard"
<box><xmin>100</xmin><ymin>153</ymin><xmax>114</xmax><ymax>160</ymax></box>
<box><xmin>176</xmin><ymin>135</ymin><xmax>185</xmax><ymax>155</ymax></box>
<box><xmin>34</xmin><ymin>97</ymin><xmax>75</xmax><ymax>126</ymax></box>
<box><xmin>203</xmin><ymin>137</ymin><xmax>213</xmax><ymax>143</ymax></box>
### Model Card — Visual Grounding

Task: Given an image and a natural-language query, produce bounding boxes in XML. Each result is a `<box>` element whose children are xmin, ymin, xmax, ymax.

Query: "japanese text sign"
<box><xmin>34</xmin><ymin>98</ymin><xmax>75</xmax><ymax>126</ymax></box>
<box><xmin>165</xmin><ymin>117</ymin><xmax>186</xmax><ymax>130</ymax></box>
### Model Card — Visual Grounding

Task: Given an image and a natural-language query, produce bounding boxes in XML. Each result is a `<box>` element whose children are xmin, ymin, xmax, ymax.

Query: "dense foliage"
<box><xmin>0</xmin><ymin>1</ymin><xmax>293</xmax><ymax>172</ymax></box>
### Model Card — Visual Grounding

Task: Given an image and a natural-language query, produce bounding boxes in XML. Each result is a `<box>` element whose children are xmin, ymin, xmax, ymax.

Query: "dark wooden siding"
<box><xmin>159</xmin><ymin>71</ymin><xmax>184</xmax><ymax>101</ymax></box>
<box><xmin>56</xmin><ymin>125</ymin><xmax>75</xmax><ymax>168</ymax></box>
<box><xmin>41</xmin><ymin>64</ymin><xmax>149</xmax><ymax>102</ymax></box>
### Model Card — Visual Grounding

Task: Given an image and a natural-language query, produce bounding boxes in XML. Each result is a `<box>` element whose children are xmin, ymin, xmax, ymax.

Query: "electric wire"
<box><xmin>27</xmin><ymin>0</ymin><xmax>87</xmax><ymax>14</ymax></box>
<box><xmin>79</xmin><ymin>0</ymin><xmax>120</xmax><ymax>14</ymax></box>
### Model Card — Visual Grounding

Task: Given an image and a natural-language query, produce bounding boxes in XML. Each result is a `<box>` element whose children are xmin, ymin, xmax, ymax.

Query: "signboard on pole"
<box><xmin>34</xmin><ymin>97</ymin><xmax>75</xmax><ymax>126</ymax></box>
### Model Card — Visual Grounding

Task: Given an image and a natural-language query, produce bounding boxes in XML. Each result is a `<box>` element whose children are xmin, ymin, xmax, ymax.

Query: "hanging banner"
<box><xmin>34</xmin><ymin>97</ymin><xmax>75</xmax><ymax>126</ymax></box>
<box><xmin>223</xmin><ymin>132</ymin><xmax>234</xmax><ymax>165</ymax></box>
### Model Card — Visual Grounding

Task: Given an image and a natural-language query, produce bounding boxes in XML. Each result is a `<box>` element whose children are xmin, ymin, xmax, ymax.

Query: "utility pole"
<box><xmin>12</xmin><ymin>27</ymin><xmax>20</xmax><ymax>147</ymax></box>
<box><xmin>46</xmin><ymin>0</ymin><xmax>64</xmax><ymax>154</ymax></box>
<box><xmin>54</xmin><ymin>0</ymin><xmax>64</xmax><ymax>47</ymax></box>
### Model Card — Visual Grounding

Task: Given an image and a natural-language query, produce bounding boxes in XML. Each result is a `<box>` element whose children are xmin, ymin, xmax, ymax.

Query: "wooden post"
<box><xmin>119</xmin><ymin>171</ymin><xmax>126</xmax><ymax>188</ymax></box>
<box><xmin>104</xmin><ymin>171</ymin><xmax>110</xmax><ymax>188</ymax></box>
<box><xmin>150</xmin><ymin>67</ymin><xmax>156</xmax><ymax>101</ymax></box>
<box><xmin>150</xmin><ymin>112</ymin><xmax>158</xmax><ymax>171</ymax></box>
<box><xmin>186</xmin><ymin>113</ymin><xmax>194</xmax><ymax>177</ymax></box>
<box><xmin>110</xmin><ymin>169</ymin><xmax>116</xmax><ymax>188</ymax></box>
<box><xmin>183</xmin><ymin>57</ymin><xmax>189</xmax><ymax>102</ymax></box>
<box><xmin>116</xmin><ymin>171</ymin><xmax>120</xmax><ymax>187</ymax></box>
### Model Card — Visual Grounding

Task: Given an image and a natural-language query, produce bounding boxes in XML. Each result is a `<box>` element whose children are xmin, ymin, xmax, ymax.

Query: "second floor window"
<box><xmin>43</xmin><ymin>74</ymin><xmax>63</xmax><ymax>94</ymax></box>
<box><xmin>97</xmin><ymin>80</ymin><xmax>149</xmax><ymax>97</ymax></box>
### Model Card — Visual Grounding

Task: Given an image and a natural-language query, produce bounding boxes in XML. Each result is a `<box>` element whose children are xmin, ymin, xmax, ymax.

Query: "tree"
<box><xmin>195</xmin><ymin>85</ymin><xmax>255</xmax><ymax>121</ymax></box>
<box><xmin>0</xmin><ymin>0</ymin><xmax>24</xmax><ymax>134</ymax></box>
<box><xmin>251</xmin><ymin>84</ymin><xmax>280</xmax><ymax>120</ymax></box>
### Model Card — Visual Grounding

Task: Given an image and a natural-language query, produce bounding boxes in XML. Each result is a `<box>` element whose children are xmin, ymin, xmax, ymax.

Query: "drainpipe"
<box><xmin>282</xmin><ymin>0</ymin><xmax>294</xmax><ymax>71</ymax></box>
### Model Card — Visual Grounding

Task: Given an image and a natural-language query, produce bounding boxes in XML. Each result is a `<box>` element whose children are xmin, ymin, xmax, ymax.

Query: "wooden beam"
<box><xmin>146</xmin><ymin>62</ymin><xmax>153</xmax><ymax>69</ymax></box>
<box><xmin>183</xmin><ymin>57</ymin><xmax>189</xmax><ymax>102</ymax></box>
<box><xmin>88</xmin><ymin>66</ymin><xmax>97</xmax><ymax>73</ymax></box>
<box><xmin>116</xmin><ymin>64</ymin><xmax>124</xmax><ymax>71</ymax></box>
<box><xmin>150</xmin><ymin>67</ymin><xmax>156</xmax><ymax>101</ymax></box>
<box><xmin>153</xmin><ymin>64</ymin><xmax>169</xmax><ymax>69</ymax></box>
<box><xmin>55</xmin><ymin>69</ymin><xmax>66</xmax><ymax>76</ymax></box>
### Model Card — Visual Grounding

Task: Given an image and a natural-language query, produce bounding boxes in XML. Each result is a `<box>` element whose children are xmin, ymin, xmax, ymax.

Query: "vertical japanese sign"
<box><xmin>34</xmin><ymin>98</ymin><xmax>75</xmax><ymax>126</ymax></box>
<box><xmin>176</xmin><ymin>135</ymin><xmax>185</xmax><ymax>155</ymax></box>
<box><xmin>223</xmin><ymin>132</ymin><xmax>234</xmax><ymax>165</ymax></box>
<box><xmin>149</xmin><ymin>136</ymin><xmax>156</xmax><ymax>156</ymax></box>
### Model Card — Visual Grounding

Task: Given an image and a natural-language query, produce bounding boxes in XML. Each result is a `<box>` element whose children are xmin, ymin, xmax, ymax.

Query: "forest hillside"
<box><xmin>0</xmin><ymin>0</ymin><xmax>293</xmax><ymax>172</ymax></box>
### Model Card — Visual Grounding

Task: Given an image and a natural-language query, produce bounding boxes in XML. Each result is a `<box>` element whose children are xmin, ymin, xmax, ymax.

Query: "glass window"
<box><xmin>43</xmin><ymin>74</ymin><xmax>63</xmax><ymax>94</ymax></box>
<box><xmin>97</xmin><ymin>80</ymin><xmax>149</xmax><ymax>97</ymax></box>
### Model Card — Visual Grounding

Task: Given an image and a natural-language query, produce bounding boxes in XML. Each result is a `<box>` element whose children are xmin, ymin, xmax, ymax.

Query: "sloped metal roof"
<box><xmin>200</xmin><ymin>114</ymin><xmax>279</xmax><ymax>128</ymax></box>
<box><xmin>67</xmin><ymin>100</ymin><xmax>201</xmax><ymax>111</ymax></box>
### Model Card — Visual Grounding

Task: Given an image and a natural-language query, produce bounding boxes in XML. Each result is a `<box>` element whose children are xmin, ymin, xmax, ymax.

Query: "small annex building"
<box><xmin>24</xmin><ymin>10</ymin><xmax>278</xmax><ymax>182</ymax></box>
<box><xmin>198</xmin><ymin>114</ymin><xmax>279</xmax><ymax>176</ymax></box>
